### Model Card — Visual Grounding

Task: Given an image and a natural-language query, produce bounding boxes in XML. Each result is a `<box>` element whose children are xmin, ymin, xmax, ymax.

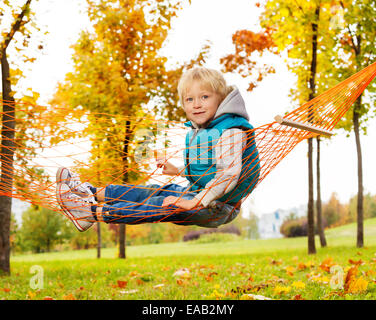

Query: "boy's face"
<box><xmin>183</xmin><ymin>81</ymin><xmax>221</xmax><ymax>127</ymax></box>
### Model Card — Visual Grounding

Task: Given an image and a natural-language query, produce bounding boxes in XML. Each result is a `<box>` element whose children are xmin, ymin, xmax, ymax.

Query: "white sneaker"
<box><xmin>56</xmin><ymin>183</ymin><xmax>95</xmax><ymax>232</ymax></box>
<box><xmin>56</xmin><ymin>167</ymin><xmax>97</xmax><ymax>204</ymax></box>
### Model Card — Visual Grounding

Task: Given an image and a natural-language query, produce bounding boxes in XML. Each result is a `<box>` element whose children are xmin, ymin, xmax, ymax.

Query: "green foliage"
<box><xmin>260</xmin><ymin>0</ymin><xmax>338</xmax><ymax>106</ymax></box>
<box><xmin>17</xmin><ymin>206</ymin><xmax>72</xmax><ymax>253</ymax></box>
<box><xmin>348</xmin><ymin>193</ymin><xmax>376</xmax><ymax>221</ymax></box>
<box><xmin>189</xmin><ymin>232</ymin><xmax>241</xmax><ymax>244</ymax></box>
<box><xmin>329</xmin><ymin>0</ymin><xmax>376</xmax><ymax>132</ymax></box>
<box><xmin>280</xmin><ymin>216</ymin><xmax>308</xmax><ymax>238</ymax></box>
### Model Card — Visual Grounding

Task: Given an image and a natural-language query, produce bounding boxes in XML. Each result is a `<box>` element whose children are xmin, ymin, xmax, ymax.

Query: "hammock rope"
<box><xmin>0</xmin><ymin>62</ymin><xmax>375</xmax><ymax>226</ymax></box>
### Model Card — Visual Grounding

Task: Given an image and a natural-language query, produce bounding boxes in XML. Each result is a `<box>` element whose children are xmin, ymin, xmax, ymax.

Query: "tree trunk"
<box><xmin>118</xmin><ymin>120</ymin><xmax>131</xmax><ymax>259</ymax></box>
<box><xmin>307</xmin><ymin>138</ymin><xmax>316</xmax><ymax>254</ymax></box>
<box><xmin>316</xmin><ymin>137</ymin><xmax>327</xmax><ymax>247</ymax></box>
<box><xmin>96</xmin><ymin>148</ymin><xmax>102</xmax><ymax>259</ymax></box>
<box><xmin>353</xmin><ymin>97</ymin><xmax>363</xmax><ymax>248</ymax></box>
<box><xmin>307</xmin><ymin>5</ymin><xmax>320</xmax><ymax>255</ymax></box>
<box><xmin>0</xmin><ymin>50</ymin><xmax>16</xmax><ymax>275</ymax></box>
<box><xmin>97</xmin><ymin>223</ymin><xmax>101</xmax><ymax>259</ymax></box>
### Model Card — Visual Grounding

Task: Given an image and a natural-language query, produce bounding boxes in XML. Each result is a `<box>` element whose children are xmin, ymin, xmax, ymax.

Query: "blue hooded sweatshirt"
<box><xmin>183</xmin><ymin>86</ymin><xmax>260</xmax><ymax>205</ymax></box>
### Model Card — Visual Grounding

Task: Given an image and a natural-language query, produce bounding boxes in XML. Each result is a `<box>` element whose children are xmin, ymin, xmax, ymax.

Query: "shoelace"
<box><xmin>68</xmin><ymin>172</ymin><xmax>93</xmax><ymax>194</ymax></box>
<box><xmin>67</xmin><ymin>171</ymin><xmax>97</xmax><ymax>204</ymax></box>
<box><xmin>63</xmin><ymin>191</ymin><xmax>92</xmax><ymax>203</ymax></box>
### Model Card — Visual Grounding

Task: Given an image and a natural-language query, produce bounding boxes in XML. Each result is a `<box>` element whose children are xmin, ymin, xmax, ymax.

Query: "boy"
<box><xmin>56</xmin><ymin>67</ymin><xmax>260</xmax><ymax>232</ymax></box>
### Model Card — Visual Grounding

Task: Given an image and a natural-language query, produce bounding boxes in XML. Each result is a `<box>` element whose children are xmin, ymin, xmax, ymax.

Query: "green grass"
<box><xmin>2</xmin><ymin>218</ymin><xmax>376</xmax><ymax>300</ymax></box>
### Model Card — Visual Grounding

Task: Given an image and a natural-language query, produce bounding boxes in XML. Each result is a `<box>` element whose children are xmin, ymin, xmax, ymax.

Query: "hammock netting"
<box><xmin>1</xmin><ymin>62</ymin><xmax>376</xmax><ymax>226</ymax></box>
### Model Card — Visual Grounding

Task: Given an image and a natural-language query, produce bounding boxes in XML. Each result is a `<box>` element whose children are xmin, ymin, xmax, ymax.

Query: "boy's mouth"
<box><xmin>193</xmin><ymin>111</ymin><xmax>205</xmax><ymax>115</ymax></box>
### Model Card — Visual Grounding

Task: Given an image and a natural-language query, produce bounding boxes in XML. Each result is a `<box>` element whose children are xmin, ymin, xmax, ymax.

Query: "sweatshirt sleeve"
<box><xmin>176</xmin><ymin>164</ymin><xmax>186</xmax><ymax>176</ymax></box>
<box><xmin>193</xmin><ymin>128</ymin><xmax>245</xmax><ymax>207</ymax></box>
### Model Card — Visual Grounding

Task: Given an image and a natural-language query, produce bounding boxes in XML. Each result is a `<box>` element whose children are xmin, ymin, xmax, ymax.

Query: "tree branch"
<box><xmin>0</xmin><ymin>0</ymin><xmax>32</xmax><ymax>57</ymax></box>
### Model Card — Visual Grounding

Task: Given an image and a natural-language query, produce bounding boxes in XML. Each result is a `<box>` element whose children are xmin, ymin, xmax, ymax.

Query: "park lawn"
<box><xmin>1</xmin><ymin>218</ymin><xmax>376</xmax><ymax>300</ymax></box>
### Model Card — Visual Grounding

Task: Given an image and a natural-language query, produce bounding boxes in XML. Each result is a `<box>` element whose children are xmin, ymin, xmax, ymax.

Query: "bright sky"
<box><xmin>17</xmin><ymin>0</ymin><xmax>376</xmax><ymax>217</ymax></box>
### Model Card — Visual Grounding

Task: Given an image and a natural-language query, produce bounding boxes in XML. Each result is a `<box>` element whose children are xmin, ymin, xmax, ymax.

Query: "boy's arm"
<box><xmin>193</xmin><ymin>128</ymin><xmax>245</xmax><ymax>207</ymax></box>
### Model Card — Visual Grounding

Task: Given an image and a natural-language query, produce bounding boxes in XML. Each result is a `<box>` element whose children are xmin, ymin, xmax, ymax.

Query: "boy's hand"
<box><xmin>162</xmin><ymin>196</ymin><xmax>202</xmax><ymax>210</ymax></box>
<box><xmin>156</xmin><ymin>158</ymin><xmax>179</xmax><ymax>176</ymax></box>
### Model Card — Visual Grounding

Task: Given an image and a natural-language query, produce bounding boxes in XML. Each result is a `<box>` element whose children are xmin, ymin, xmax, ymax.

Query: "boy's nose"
<box><xmin>193</xmin><ymin>98</ymin><xmax>202</xmax><ymax>108</ymax></box>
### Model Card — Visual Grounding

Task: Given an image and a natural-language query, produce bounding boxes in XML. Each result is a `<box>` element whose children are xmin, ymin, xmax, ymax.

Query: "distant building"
<box><xmin>258</xmin><ymin>205</ymin><xmax>306</xmax><ymax>239</ymax></box>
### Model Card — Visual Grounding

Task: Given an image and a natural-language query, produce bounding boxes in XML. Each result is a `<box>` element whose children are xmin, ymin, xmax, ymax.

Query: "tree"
<box><xmin>19</xmin><ymin>206</ymin><xmax>70</xmax><ymax>253</ymax></box>
<box><xmin>52</xmin><ymin>0</ymin><xmax>207</xmax><ymax>258</ymax></box>
<box><xmin>316</xmin><ymin>136</ymin><xmax>327</xmax><ymax>247</ymax></box>
<box><xmin>223</xmin><ymin>0</ymin><xmax>341</xmax><ymax>253</ymax></box>
<box><xmin>330</xmin><ymin>0</ymin><xmax>376</xmax><ymax>247</ymax></box>
<box><xmin>0</xmin><ymin>0</ymin><xmax>37</xmax><ymax>275</ymax></box>
<box><xmin>322</xmin><ymin>192</ymin><xmax>348</xmax><ymax>227</ymax></box>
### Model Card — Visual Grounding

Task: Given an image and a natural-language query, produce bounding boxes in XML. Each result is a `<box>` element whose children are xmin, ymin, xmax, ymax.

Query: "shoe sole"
<box><xmin>56</xmin><ymin>167</ymin><xmax>69</xmax><ymax>185</ymax></box>
<box><xmin>56</xmin><ymin>183</ymin><xmax>85</xmax><ymax>232</ymax></box>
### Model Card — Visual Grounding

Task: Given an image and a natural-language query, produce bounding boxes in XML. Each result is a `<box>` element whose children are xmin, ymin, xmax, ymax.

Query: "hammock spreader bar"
<box><xmin>274</xmin><ymin>115</ymin><xmax>333</xmax><ymax>137</ymax></box>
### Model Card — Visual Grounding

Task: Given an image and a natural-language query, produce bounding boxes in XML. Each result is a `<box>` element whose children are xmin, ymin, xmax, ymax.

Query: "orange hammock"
<box><xmin>1</xmin><ymin>62</ymin><xmax>376</xmax><ymax>227</ymax></box>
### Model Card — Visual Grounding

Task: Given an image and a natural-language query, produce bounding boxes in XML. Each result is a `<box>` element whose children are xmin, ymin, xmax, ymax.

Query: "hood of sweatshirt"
<box><xmin>185</xmin><ymin>86</ymin><xmax>249</xmax><ymax>129</ymax></box>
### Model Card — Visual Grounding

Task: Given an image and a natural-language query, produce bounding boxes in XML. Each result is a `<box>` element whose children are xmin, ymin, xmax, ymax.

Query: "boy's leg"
<box><xmin>103</xmin><ymin>183</ymin><xmax>188</xmax><ymax>205</ymax></box>
<box><xmin>100</xmin><ymin>187</ymin><xmax>240</xmax><ymax>227</ymax></box>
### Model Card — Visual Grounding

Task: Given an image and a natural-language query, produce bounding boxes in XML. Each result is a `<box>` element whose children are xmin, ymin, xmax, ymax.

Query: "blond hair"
<box><xmin>178</xmin><ymin>67</ymin><xmax>233</xmax><ymax>107</ymax></box>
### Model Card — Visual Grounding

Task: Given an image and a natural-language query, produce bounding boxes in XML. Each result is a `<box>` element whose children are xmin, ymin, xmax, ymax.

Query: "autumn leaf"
<box><xmin>344</xmin><ymin>266</ymin><xmax>368</xmax><ymax>294</ymax></box>
<box><xmin>128</xmin><ymin>271</ymin><xmax>139</xmax><ymax>277</ymax></box>
<box><xmin>62</xmin><ymin>293</ymin><xmax>76</xmax><ymax>300</ymax></box>
<box><xmin>270</xmin><ymin>259</ymin><xmax>282</xmax><ymax>266</ymax></box>
<box><xmin>43</xmin><ymin>296</ymin><xmax>54</xmax><ymax>300</ymax></box>
<box><xmin>285</xmin><ymin>266</ymin><xmax>295</xmax><ymax>276</ymax></box>
<box><xmin>292</xmin><ymin>281</ymin><xmax>306</xmax><ymax>289</ymax></box>
<box><xmin>205</xmin><ymin>272</ymin><xmax>218</xmax><ymax>282</ymax></box>
<box><xmin>273</xmin><ymin>285</ymin><xmax>291</xmax><ymax>295</ymax></box>
<box><xmin>319</xmin><ymin>257</ymin><xmax>335</xmax><ymax>273</ymax></box>
<box><xmin>348</xmin><ymin>259</ymin><xmax>363</xmax><ymax>265</ymax></box>
<box><xmin>28</xmin><ymin>291</ymin><xmax>36</xmax><ymax>299</ymax></box>
<box><xmin>346</xmin><ymin>276</ymin><xmax>368</xmax><ymax>294</ymax></box>
<box><xmin>344</xmin><ymin>266</ymin><xmax>358</xmax><ymax>292</ymax></box>
<box><xmin>116</xmin><ymin>280</ymin><xmax>128</xmax><ymax>288</ymax></box>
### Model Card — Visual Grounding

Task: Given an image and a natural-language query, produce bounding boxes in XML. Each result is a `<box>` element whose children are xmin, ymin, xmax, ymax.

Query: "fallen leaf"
<box><xmin>205</xmin><ymin>272</ymin><xmax>218</xmax><ymax>282</ymax></box>
<box><xmin>273</xmin><ymin>285</ymin><xmax>291</xmax><ymax>295</ymax></box>
<box><xmin>347</xmin><ymin>276</ymin><xmax>368</xmax><ymax>293</ymax></box>
<box><xmin>285</xmin><ymin>266</ymin><xmax>295</xmax><ymax>277</ymax></box>
<box><xmin>292</xmin><ymin>281</ymin><xmax>306</xmax><ymax>289</ymax></box>
<box><xmin>128</xmin><ymin>271</ymin><xmax>139</xmax><ymax>277</ymax></box>
<box><xmin>63</xmin><ymin>293</ymin><xmax>76</xmax><ymax>300</ymax></box>
<box><xmin>43</xmin><ymin>296</ymin><xmax>54</xmax><ymax>300</ymax></box>
<box><xmin>116</xmin><ymin>280</ymin><xmax>128</xmax><ymax>288</ymax></box>
<box><xmin>320</xmin><ymin>257</ymin><xmax>335</xmax><ymax>273</ymax></box>
<box><xmin>270</xmin><ymin>259</ymin><xmax>282</xmax><ymax>265</ymax></box>
<box><xmin>349</xmin><ymin>259</ymin><xmax>363</xmax><ymax>265</ymax></box>
<box><xmin>344</xmin><ymin>266</ymin><xmax>358</xmax><ymax>292</ymax></box>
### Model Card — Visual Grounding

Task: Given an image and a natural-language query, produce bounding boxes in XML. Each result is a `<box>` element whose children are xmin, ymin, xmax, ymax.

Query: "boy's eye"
<box><xmin>202</xmin><ymin>95</ymin><xmax>209</xmax><ymax>99</ymax></box>
<box><xmin>185</xmin><ymin>97</ymin><xmax>193</xmax><ymax>102</ymax></box>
